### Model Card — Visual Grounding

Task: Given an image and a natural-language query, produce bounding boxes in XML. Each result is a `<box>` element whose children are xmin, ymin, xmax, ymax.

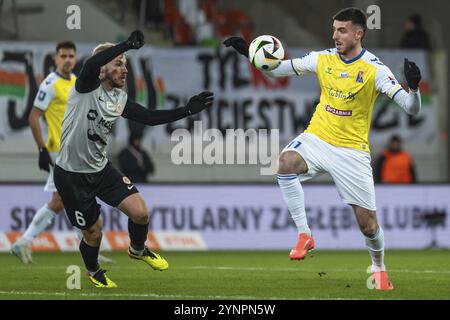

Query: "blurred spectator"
<box><xmin>179</xmin><ymin>0</ymin><xmax>199</xmax><ymax>29</ymax></box>
<box><xmin>374</xmin><ymin>135</ymin><xmax>417</xmax><ymax>184</ymax></box>
<box><xmin>400</xmin><ymin>14</ymin><xmax>431</xmax><ymax>50</ymax></box>
<box><xmin>119</xmin><ymin>132</ymin><xmax>155</xmax><ymax>183</ymax></box>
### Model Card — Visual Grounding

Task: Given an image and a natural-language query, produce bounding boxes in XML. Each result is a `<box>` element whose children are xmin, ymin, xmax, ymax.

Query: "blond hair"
<box><xmin>92</xmin><ymin>42</ymin><xmax>115</xmax><ymax>56</ymax></box>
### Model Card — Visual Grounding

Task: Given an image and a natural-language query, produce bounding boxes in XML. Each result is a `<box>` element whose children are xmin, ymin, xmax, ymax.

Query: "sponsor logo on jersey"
<box><xmin>325</xmin><ymin>105</ymin><xmax>352</xmax><ymax>116</ymax></box>
<box><xmin>87</xmin><ymin>109</ymin><xmax>98</xmax><ymax>121</ymax></box>
<box><xmin>356</xmin><ymin>71</ymin><xmax>364</xmax><ymax>83</ymax></box>
<box><xmin>87</xmin><ymin>129</ymin><xmax>107</xmax><ymax>145</ymax></box>
<box><xmin>326</xmin><ymin>87</ymin><xmax>356</xmax><ymax>101</ymax></box>
<box><xmin>97</xmin><ymin>117</ymin><xmax>113</xmax><ymax>131</ymax></box>
<box><xmin>339</xmin><ymin>72</ymin><xmax>349</xmax><ymax>78</ymax></box>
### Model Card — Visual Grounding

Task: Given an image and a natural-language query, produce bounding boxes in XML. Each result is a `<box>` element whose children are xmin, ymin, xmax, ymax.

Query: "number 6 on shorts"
<box><xmin>75</xmin><ymin>211</ymin><xmax>86</xmax><ymax>227</ymax></box>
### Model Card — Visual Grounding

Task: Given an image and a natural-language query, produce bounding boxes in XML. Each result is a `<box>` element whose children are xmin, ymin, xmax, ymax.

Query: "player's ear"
<box><xmin>355</xmin><ymin>28</ymin><xmax>364</xmax><ymax>40</ymax></box>
<box><xmin>99</xmin><ymin>66</ymin><xmax>106</xmax><ymax>80</ymax></box>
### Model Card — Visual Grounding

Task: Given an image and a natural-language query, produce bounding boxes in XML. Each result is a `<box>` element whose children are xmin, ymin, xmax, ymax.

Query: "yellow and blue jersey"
<box><xmin>269</xmin><ymin>48</ymin><xmax>404</xmax><ymax>152</ymax></box>
<box><xmin>33</xmin><ymin>72</ymin><xmax>76</xmax><ymax>152</ymax></box>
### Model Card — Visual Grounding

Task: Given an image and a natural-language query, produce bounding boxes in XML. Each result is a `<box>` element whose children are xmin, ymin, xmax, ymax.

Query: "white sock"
<box><xmin>21</xmin><ymin>204</ymin><xmax>57</xmax><ymax>244</ymax></box>
<box><xmin>365</xmin><ymin>226</ymin><xmax>385</xmax><ymax>272</ymax></box>
<box><xmin>75</xmin><ymin>228</ymin><xmax>84</xmax><ymax>241</ymax></box>
<box><xmin>129</xmin><ymin>245</ymin><xmax>145</xmax><ymax>256</ymax></box>
<box><xmin>277</xmin><ymin>174</ymin><xmax>311</xmax><ymax>235</ymax></box>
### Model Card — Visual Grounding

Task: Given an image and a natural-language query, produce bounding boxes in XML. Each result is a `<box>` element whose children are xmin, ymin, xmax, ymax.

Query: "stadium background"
<box><xmin>0</xmin><ymin>0</ymin><xmax>449</xmax><ymax>254</ymax></box>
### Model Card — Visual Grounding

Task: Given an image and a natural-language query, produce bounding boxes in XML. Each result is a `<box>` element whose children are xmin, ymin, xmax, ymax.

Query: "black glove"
<box><xmin>186</xmin><ymin>91</ymin><xmax>214</xmax><ymax>115</ymax></box>
<box><xmin>125</xmin><ymin>30</ymin><xmax>144</xmax><ymax>50</ymax></box>
<box><xmin>404</xmin><ymin>58</ymin><xmax>421</xmax><ymax>90</ymax></box>
<box><xmin>38</xmin><ymin>147</ymin><xmax>53</xmax><ymax>172</ymax></box>
<box><xmin>223</xmin><ymin>37</ymin><xmax>249</xmax><ymax>57</ymax></box>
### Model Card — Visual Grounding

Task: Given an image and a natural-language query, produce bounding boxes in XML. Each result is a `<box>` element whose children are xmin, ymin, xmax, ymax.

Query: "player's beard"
<box><xmin>104</xmin><ymin>72</ymin><xmax>125</xmax><ymax>89</ymax></box>
<box><xmin>338</xmin><ymin>42</ymin><xmax>355</xmax><ymax>56</ymax></box>
<box><xmin>63</xmin><ymin>64</ymin><xmax>74</xmax><ymax>75</ymax></box>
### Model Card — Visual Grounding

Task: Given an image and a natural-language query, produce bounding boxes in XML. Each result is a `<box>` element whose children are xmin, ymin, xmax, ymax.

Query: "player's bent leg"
<box><xmin>118</xmin><ymin>193</ymin><xmax>169</xmax><ymax>271</ymax></box>
<box><xmin>277</xmin><ymin>151</ymin><xmax>314</xmax><ymax>260</ymax></box>
<box><xmin>47</xmin><ymin>192</ymin><xmax>64</xmax><ymax>213</ymax></box>
<box><xmin>75</xmin><ymin>226</ymin><xmax>115</xmax><ymax>264</ymax></box>
<box><xmin>11</xmin><ymin>191</ymin><xmax>64</xmax><ymax>264</ymax></box>
<box><xmin>80</xmin><ymin>217</ymin><xmax>117</xmax><ymax>288</ymax></box>
<box><xmin>277</xmin><ymin>150</ymin><xmax>308</xmax><ymax>175</ymax></box>
<box><xmin>353</xmin><ymin>205</ymin><xmax>394</xmax><ymax>290</ymax></box>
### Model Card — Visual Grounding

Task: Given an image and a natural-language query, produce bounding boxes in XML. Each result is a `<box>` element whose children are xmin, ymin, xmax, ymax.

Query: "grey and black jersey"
<box><xmin>55</xmin><ymin>40</ymin><xmax>192</xmax><ymax>174</ymax></box>
<box><xmin>56</xmin><ymin>86</ymin><xmax>127</xmax><ymax>173</ymax></box>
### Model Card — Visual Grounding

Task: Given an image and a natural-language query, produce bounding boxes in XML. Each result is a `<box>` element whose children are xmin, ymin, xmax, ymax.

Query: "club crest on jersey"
<box><xmin>116</xmin><ymin>103</ymin><xmax>124</xmax><ymax>113</ymax></box>
<box><xmin>356</xmin><ymin>71</ymin><xmax>364</xmax><ymax>83</ymax></box>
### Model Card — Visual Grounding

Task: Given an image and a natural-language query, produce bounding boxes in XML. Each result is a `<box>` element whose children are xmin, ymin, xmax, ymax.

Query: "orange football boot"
<box><xmin>289</xmin><ymin>233</ymin><xmax>315</xmax><ymax>260</ymax></box>
<box><xmin>371</xmin><ymin>271</ymin><xmax>394</xmax><ymax>290</ymax></box>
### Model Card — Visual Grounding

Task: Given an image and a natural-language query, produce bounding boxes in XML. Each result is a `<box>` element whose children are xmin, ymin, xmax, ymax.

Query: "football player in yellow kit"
<box><xmin>224</xmin><ymin>7</ymin><xmax>422</xmax><ymax>290</ymax></box>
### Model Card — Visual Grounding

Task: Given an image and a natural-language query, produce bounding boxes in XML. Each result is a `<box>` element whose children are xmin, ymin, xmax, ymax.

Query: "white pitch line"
<box><xmin>2</xmin><ymin>264</ymin><xmax>450</xmax><ymax>274</ymax></box>
<box><xmin>186</xmin><ymin>266</ymin><xmax>450</xmax><ymax>274</ymax></box>
<box><xmin>0</xmin><ymin>290</ymin><xmax>361</xmax><ymax>300</ymax></box>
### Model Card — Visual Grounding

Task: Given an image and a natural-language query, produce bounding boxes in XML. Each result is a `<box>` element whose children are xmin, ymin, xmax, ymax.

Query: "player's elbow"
<box><xmin>407</xmin><ymin>104</ymin><xmax>421</xmax><ymax>116</ymax></box>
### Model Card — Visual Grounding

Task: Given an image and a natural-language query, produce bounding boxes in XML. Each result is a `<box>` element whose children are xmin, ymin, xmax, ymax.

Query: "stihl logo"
<box><xmin>32</xmin><ymin>237</ymin><xmax>57</xmax><ymax>248</ymax></box>
<box><xmin>165</xmin><ymin>236</ymin><xmax>200</xmax><ymax>246</ymax></box>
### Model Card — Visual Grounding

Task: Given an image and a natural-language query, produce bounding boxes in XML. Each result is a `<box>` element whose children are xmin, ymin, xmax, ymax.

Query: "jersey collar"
<box><xmin>55</xmin><ymin>71</ymin><xmax>72</xmax><ymax>81</ymax></box>
<box><xmin>339</xmin><ymin>48</ymin><xmax>366</xmax><ymax>64</ymax></box>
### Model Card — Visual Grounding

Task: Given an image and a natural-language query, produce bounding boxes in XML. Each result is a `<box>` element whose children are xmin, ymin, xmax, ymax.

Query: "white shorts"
<box><xmin>44</xmin><ymin>153</ymin><xmax>58</xmax><ymax>193</ymax></box>
<box><xmin>282</xmin><ymin>133</ymin><xmax>376</xmax><ymax>211</ymax></box>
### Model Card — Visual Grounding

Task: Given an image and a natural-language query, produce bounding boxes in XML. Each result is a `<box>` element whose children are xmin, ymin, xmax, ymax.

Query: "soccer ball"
<box><xmin>248</xmin><ymin>35</ymin><xmax>285</xmax><ymax>71</ymax></box>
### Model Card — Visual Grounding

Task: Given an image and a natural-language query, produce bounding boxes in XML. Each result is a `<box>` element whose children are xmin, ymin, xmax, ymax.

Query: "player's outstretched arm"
<box><xmin>121</xmin><ymin>91</ymin><xmax>214</xmax><ymax>126</ymax></box>
<box><xmin>223</xmin><ymin>37</ymin><xmax>318</xmax><ymax>78</ymax></box>
<box><xmin>75</xmin><ymin>30</ymin><xmax>144</xmax><ymax>93</ymax></box>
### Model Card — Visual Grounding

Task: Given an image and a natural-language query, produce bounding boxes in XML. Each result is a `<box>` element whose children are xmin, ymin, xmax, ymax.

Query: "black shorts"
<box><xmin>53</xmin><ymin>161</ymin><xmax>139</xmax><ymax>229</ymax></box>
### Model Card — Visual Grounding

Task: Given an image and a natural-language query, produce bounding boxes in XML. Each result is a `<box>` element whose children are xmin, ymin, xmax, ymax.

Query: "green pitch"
<box><xmin>0</xmin><ymin>250</ymin><xmax>449</xmax><ymax>300</ymax></box>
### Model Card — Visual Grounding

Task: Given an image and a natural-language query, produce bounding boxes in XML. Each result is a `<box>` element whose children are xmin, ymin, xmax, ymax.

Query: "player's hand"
<box><xmin>38</xmin><ymin>147</ymin><xmax>53</xmax><ymax>172</ymax></box>
<box><xmin>186</xmin><ymin>91</ymin><xmax>214</xmax><ymax>115</ymax></box>
<box><xmin>404</xmin><ymin>58</ymin><xmax>421</xmax><ymax>91</ymax></box>
<box><xmin>125</xmin><ymin>30</ymin><xmax>144</xmax><ymax>50</ymax></box>
<box><xmin>223</xmin><ymin>37</ymin><xmax>249</xmax><ymax>57</ymax></box>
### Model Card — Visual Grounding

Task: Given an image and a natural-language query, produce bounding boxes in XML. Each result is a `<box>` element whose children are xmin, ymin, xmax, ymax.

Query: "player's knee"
<box><xmin>133</xmin><ymin>206</ymin><xmax>150</xmax><ymax>224</ymax></box>
<box><xmin>360</xmin><ymin>224</ymin><xmax>378</xmax><ymax>238</ymax></box>
<box><xmin>84</xmin><ymin>226</ymin><xmax>102</xmax><ymax>244</ymax></box>
<box><xmin>277</xmin><ymin>151</ymin><xmax>306</xmax><ymax>175</ymax></box>
<box><xmin>48</xmin><ymin>195</ymin><xmax>64</xmax><ymax>213</ymax></box>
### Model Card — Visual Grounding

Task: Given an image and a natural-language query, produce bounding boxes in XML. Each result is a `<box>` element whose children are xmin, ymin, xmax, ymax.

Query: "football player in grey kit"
<box><xmin>54</xmin><ymin>30</ymin><xmax>214</xmax><ymax>288</ymax></box>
